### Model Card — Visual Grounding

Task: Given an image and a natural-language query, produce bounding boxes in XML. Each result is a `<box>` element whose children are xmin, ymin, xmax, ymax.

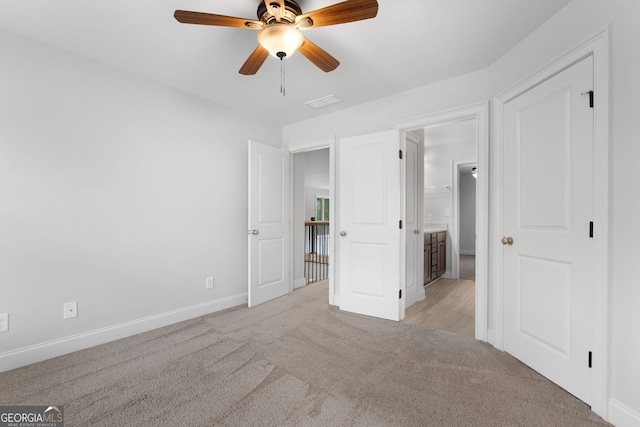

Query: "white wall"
<box><xmin>424</xmin><ymin>142</ymin><xmax>476</xmax><ymax>224</ymax></box>
<box><xmin>488</xmin><ymin>1</ymin><xmax>640</xmax><ymax>424</ymax></box>
<box><xmin>0</xmin><ymin>29</ymin><xmax>281</xmax><ymax>369</ymax></box>
<box><xmin>304</xmin><ymin>149</ymin><xmax>330</xmax><ymax>190</ymax></box>
<box><xmin>283</xmin><ymin>69</ymin><xmax>491</xmax><ymax>144</ymax></box>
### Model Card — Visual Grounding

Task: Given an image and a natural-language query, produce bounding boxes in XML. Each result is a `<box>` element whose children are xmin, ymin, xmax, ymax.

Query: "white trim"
<box><xmin>294</xmin><ymin>277</ymin><xmax>307</xmax><ymax>289</ymax></box>
<box><xmin>492</xmin><ymin>27</ymin><xmax>609</xmax><ymax>419</ymax></box>
<box><xmin>287</xmin><ymin>136</ymin><xmax>337</xmax><ymax>306</ymax></box>
<box><xmin>0</xmin><ymin>293</ymin><xmax>247</xmax><ymax>373</ymax></box>
<box><xmin>609</xmin><ymin>399</ymin><xmax>640</xmax><ymax>427</ymax></box>
<box><xmin>285</xmin><ymin>136</ymin><xmax>333</xmax><ymax>153</ymax></box>
<box><xmin>393</xmin><ymin>101</ymin><xmax>489</xmax><ymax>343</ymax></box>
<box><xmin>460</xmin><ymin>250</ymin><xmax>476</xmax><ymax>256</ymax></box>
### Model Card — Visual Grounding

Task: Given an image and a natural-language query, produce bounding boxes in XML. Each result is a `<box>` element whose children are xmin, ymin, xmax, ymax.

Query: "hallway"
<box><xmin>404</xmin><ymin>255</ymin><xmax>475</xmax><ymax>337</ymax></box>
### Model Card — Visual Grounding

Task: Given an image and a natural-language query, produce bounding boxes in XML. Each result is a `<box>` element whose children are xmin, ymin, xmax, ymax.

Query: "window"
<box><xmin>315</xmin><ymin>196</ymin><xmax>329</xmax><ymax>221</ymax></box>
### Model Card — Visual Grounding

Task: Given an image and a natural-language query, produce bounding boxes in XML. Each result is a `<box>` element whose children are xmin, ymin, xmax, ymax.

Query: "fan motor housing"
<box><xmin>257</xmin><ymin>1</ymin><xmax>303</xmax><ymax>24</ymax></box>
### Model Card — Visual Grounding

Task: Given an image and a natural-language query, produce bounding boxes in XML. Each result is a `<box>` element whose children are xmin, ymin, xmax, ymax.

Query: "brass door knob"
<box><xmin>501</xmin><ymin>236</ymin><xmax>514</xmax><ymax>245</ymax></box>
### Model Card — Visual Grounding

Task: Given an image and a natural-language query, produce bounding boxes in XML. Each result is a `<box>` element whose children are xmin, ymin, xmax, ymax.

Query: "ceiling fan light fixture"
<box><xmin>257</xmin><ymin>24</ymin><xmax>303</xmax><ymax>58</ymax></box>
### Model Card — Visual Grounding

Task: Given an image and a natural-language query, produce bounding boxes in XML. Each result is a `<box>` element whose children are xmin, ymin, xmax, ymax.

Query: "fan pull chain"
<box><xmin>277</xmin><ymin>52</ymin><xmax>286</xmax><ymax>96</ymax></box>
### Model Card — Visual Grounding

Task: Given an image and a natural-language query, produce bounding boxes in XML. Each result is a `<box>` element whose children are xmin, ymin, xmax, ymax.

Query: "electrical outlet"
<box><xmin>205</xmin><ymin>277</ymin><xmax>214</xmax><ymax>290</ymax></box>
<box><xmin>0</xmin><ymin>313</ymin><xmax>8</xmax><ymax>333</ymax></box>
<box><xmin>63</xmin><ymin>301</ymin><xmax>78</xmax><ymax>319</ymax></box>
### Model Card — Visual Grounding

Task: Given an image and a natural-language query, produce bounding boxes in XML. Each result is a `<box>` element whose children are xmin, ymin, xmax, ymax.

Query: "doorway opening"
<box><xmin>292</xmin><ymin>146</ymin><xmax>332</xmax><ymax>295</ymax></box>
<box><xmin>404</xmin><ymin>119</ymin><xmax>477</xmax><ymax>337</ymax></box>
<box><xmin>394</xmin><ymin>103</ymin><xmax>489</xmax><ymax>341</ymax></box>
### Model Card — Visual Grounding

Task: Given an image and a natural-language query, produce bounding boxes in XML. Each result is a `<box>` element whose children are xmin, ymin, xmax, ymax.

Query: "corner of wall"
<box><xmin>609</xmin><ymin>399</ymin><xmax>640</xmax><ymax>427</ymax></box>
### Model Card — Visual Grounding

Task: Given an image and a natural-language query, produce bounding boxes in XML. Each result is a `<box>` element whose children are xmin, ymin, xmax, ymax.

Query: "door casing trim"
<box><xmin>287</xmin><ymin>137</ymin><xmax>337</xmax><ymax>305</ymax></box>
<box><xmin>394</xmin><ymin>101</ymin><xmax>490</xmax><ymax>342</ymax></box>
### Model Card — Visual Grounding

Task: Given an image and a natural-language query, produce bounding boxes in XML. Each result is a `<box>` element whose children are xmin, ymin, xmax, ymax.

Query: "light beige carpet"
<box><xmin>0</xmin><ymin>281</ymin><xmax>609</xmax><ymax>426</ymax></box>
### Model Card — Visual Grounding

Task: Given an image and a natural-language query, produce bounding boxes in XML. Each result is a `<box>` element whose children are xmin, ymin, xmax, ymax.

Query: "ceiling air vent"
<box><xmin>305</xmin><ymin>95</ymin><xmax>342</xmax><ymax>109</ymax></box>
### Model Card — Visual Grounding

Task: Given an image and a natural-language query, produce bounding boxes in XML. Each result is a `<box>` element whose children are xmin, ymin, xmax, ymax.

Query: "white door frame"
<box><xmin>492</xmin><ymin>28</ymin><xmax>609</xmax><ymax>418</ymax></box>
<box><xmin>287</xmin><ymin>137</ymin><xmax>337</xmax><ymax>305</ymax></box>
<box><xmin>393</xmin><ymin>101</ymin><xmax>490</xmax><ymax>342</ymax></box>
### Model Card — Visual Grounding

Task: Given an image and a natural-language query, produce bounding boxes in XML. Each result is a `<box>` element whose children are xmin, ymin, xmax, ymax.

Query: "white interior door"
<box><xmin>503</xmin><ymin>56</ymin><xmax>594</xmax><ymax>403</ymax></box>
<box><xmin>404</xmin><ymin>135</ymin><xmax>421</xmax><ymax>308</ymax></box>
<box><xmin>338</xmin><ymin>129</ymin><xmax>403</xmax><ymax>321</ymax></box>
<box><xmin>248</xmin><ymin>141</ymin><xmax>290</xmax><ymax>307</ymax></box>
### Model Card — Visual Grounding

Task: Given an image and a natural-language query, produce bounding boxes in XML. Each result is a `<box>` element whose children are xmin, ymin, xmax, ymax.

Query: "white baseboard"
<box><xmin>0</xmin><ymin>293</ymin><xmax>247</xmax><ymax>373</ymax></box>
<box><xmin>294</xmin><ymin>278</ymin><xmax>307</xmax><ymax>289</ymax></box>
<box><xmin>609</xmin><ymin>399</ymin><xmax>640</xmax><ymax>427</ymax></box>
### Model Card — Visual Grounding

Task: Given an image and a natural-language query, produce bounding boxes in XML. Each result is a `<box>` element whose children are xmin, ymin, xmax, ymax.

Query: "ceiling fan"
<box><xmin>174</xmin><ymin>0</ymin><xmax>379</xmax><ymax>75</ymax></box>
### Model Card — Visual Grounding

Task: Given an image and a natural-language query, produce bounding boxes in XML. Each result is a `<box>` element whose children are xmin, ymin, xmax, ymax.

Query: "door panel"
<box><xmin>350</xmin><ymin>243</ymin><xmax>387</xmax><ymax>296</ymax></box>
<box><xmin>518</xmin><ymin>256</ymin><xmax>571</xmax><ymax>354</ymax></box>
<box><xmin>503</xmin><ymin>56</ymin><xmax>594</xmax><ymax>404</ymax></box>
<box><xmin>518</xmin><ymin>88</ymin><xmax>571</xmax><ymax>229</ymax></box>
<box><xmin>405</xmin><ymin>136</ymin><xmax>420</xmax><ymax>307</ymax></box>
<box><xmin>248</xmin><ymin>141</ymin><xmax>290</xmax><ymax>307</ymax></box>
<box><xmin>339</xmin><ymin>130</ymin><xmax>402</xmax><ymax>321</ymax></box>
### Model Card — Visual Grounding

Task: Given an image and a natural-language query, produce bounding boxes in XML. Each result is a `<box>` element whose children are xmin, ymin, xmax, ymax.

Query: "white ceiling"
<box><xmin>0</xmin><ymin>0</ymin><xmax>571</xmax><ymax>126</ymax></box>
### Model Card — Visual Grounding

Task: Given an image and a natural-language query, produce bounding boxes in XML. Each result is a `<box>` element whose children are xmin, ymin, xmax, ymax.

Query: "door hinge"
<box><xmin>588</xmin><ymin>351</ymin><xmax>593</xmax><ymax>368</ymax></box>
<box><xmin>399</xmin><ymin>149</ymin><xmax>403</xmax><ymax>159</ymax></box>
<box><xmin>583</xmin><ymin>90</ymin><xmax>594</xmax><ymax>108</ymax></box>
<box><xmin>589</xmin><ymin>221</ymin><xmax>594</xmax><ymax>238</ymax></box>
<box><xmin>399</xmin><ymin>220</ymin><xmax>403</xmax><ymax>229</ymax></box>
<box><xmin>399</xmin><ymin>289</ymin><xmax>402</xmax><ymax>299</ymax></box>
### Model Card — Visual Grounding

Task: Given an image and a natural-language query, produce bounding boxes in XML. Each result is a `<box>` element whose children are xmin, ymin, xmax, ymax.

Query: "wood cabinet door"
<box><xmin>437</xmin><ymin>241</ymin><xmax>446</xmax><ymax>277</ymax></box>
<box><xmin>424</xmin><ymin>243</ymin><xmax>431</xmax><ymax>284</ymax></box>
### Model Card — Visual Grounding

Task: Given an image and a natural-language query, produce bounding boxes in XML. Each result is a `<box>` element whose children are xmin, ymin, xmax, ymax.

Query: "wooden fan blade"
<box><xmin>298</xmin><ymin>38</ymin><xmax>340</xmax><ymax>72</ymax></box>
<box><xmin>174</xmin><ymin>10</ymin><xmax>262</xmax><ymax>29</ymax></box>
<box><xmin>239</xmin><ymin>45</ymin><xmax>270</xmax><ymax>75</ymax></box>
<box><xmin>295</xmin><ymin>0</ymin><xmax>378</xmax><ymax>29</ymax></box>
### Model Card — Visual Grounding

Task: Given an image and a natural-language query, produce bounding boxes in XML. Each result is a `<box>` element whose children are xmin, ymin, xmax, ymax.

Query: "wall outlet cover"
<box><xmin>205</xmin><ymin>277</ymin><xmax>214</xmax><ymax>290</ymax></box>
<box><xmin>63</xmin><ymin>301</ymin><xmax>78</xmax><ymax>319</ymax></box>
